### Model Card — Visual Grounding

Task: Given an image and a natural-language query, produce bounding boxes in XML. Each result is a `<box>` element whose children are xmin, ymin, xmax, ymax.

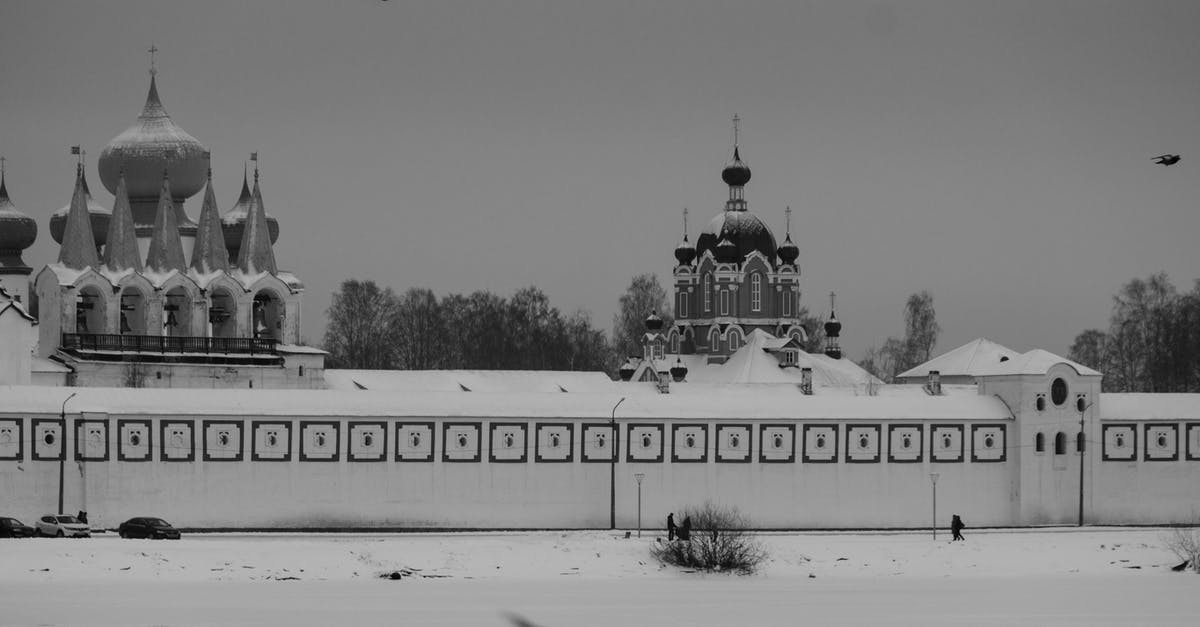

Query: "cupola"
<box><xmin>0</xmin><ymin>164</ymin><xmax>37</xmax><ymax>271</ymax></box>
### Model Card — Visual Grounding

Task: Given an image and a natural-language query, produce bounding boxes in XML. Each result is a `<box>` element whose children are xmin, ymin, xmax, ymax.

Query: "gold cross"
<box><xmin>732</xmin><ymin>114</ymin><xmax>740</xmax><ymax>146</ymax></box>
<box><xmin>149</xmin><ymin>44</ymin><xmax>158</xmax><ymax>76</ymax></box>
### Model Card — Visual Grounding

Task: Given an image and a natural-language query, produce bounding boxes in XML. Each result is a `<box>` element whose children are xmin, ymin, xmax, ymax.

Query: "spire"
<box><xmin>237</xmin><ymin>163</ymin><xmax>277</xmax><ymax>275</ymax></box>
<box><xmin>101</xmin><ymin>169</ymin><xmax>143</xmax><ymax>273</ymax></box>
<box><xmin>57</xmin><ymin>164</ymin><xmax>100</xmax><ymax>270</ymax></box>
<box><xmin>721</xmin><ymin>115</ymin><xmax>751</xmax><ymax>206</ymax></box>
<box><xmin>190</xmin><ymin>162</ymin><xmax>230</xmax><ymax>276</ymax></box>
<box><xmin>144</xmin><ymin>170</ymin><xmax>187</xmax><ymax>274</ymax></box>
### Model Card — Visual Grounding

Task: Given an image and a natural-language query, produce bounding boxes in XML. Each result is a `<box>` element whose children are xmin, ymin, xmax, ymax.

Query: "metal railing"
<box><xmin>62</xmin><ymin>333</ymin><xmax>278</xmax><ymax>355</ymax></box>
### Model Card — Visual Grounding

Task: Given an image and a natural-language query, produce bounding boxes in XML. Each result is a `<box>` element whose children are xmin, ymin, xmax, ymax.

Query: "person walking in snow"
<box><xmin>667</xmin><ymin>513</ymin><xmax>676</xmax><ymax>541</ymax></box>
<box><xmin>679</xmin><ymin>515</ymin><xmax>692</xmax><ymax>542</ymax></box>
<box><xmin>951</xmin><ymin>514</ymin><xmax>965</xmax><ymax>541</ymax></box>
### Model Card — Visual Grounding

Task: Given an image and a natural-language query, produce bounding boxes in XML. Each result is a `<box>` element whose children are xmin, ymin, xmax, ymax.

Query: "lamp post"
<box><xmin>58</xmin><ymin>392</ymin><xmax>77</xmax><ymax>514</ymax></box>
<box><xmin>634</xmin><ymin>473</ymin><xmax>645</xmax><ymax>537</ymax></box>
<box><xmin>609</xmin><ymin>397</ymin><xmax>625</xmax><ymax>530</ymax></box>
<box><xmin>929</xmin><ymin>472</ymin><xmax>939</xmax><ymax>540</ymax></box>
<box><xmin>1078</xmin><ymin>399</ymin><xmax>1093</xmax><ymax>527</ymax></box>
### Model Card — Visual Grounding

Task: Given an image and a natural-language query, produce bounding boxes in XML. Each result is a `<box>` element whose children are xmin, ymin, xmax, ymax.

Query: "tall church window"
<box><xmin>720</xmin><ymin>289</ymin><xmax>730</xmax><ymax>316</ymax></box>
<box><xmin>782</xmin><ymin>290</ymin><xmax>791</xmax><ymax>317</ymax></box>
<box><xmin>751</xmin><ymin>273</ymin><xmax>762</xmax><ymax>312</ymax></box>
<box><xmin>728</xmin><ymin>329</ymin><xmax>741</xmax><ymax>351</ymax></box>
<box><xmin>703</xmin><ymin>274</ymin><xmax>713</xmax><ymax>313</ymax></box>
<box><xmin>1035</xmin><ymin>432</ymin><xmax>1045</xmax><ymax>453</ymax></box>
<box><xmin>1054</xmin><ymin>432</ymin><xmax>1067</xmax><ymax>455</ymax></box>
<box><xmin>678</xmin><ymin>291</ymin><xmax>688</xmax><ymax>318</ymax></box>
<box><xmin>709</xmin><ymin>329</ymin><xmax>720</xmax><ymax>352</ymax></box>
<box><xmin>669</xmin><ymin>332</ymin><xmax>679</xmax><ymax>354</ymax></box>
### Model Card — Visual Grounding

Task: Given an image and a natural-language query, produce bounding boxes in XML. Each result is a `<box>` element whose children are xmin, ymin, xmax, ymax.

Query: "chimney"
<box><xmin>800</xmin><ymin>367</ymin><xmax>813</xmax><ymax>395</ymax></box>
<box><xmin>928</xmin><ymin>370</ymin><xmax>941</xmax><ymax>396</ymax></box>
<box><xmin>656</xmin><ymin>369</ymin><xmax>670</xmax><ymax>394</ymax></box>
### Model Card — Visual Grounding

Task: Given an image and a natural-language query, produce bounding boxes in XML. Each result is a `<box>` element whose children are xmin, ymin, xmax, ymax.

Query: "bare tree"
<box><xmin>393</xmin><ymin>287</ymin><xmax>444</xmax><ymax>369</ymax></box>
<box><xmin>612</xmin><ymin>274</ymin><xmax>672</xmax><ymax>359</ymax></box>
<box><xmin>857</xmin><ymin>291</ymin><xmax>939</xmax><ymax>382</ymax></box>
<box><xmin>322</xmin><ymin>279</ymin><xmax>401</xmax><ymax>369</ymax></box>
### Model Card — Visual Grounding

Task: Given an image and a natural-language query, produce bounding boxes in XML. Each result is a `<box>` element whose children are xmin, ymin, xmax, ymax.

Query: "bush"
<box><xmin>1162</xmin><ymin>526</ymin><xmax>1200</xmax><ymax>573</ymax></box>
<box><xmin>650</xmin><ymin>501</ymin><xmax>767</xmax><ymax>574</ymax></box>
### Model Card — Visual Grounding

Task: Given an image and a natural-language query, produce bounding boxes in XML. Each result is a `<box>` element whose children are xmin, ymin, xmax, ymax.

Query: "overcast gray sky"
<box><xmin>2</xmin><ymin>0</ymin><xmax>1198</xmax><ymax>360</ymax></box>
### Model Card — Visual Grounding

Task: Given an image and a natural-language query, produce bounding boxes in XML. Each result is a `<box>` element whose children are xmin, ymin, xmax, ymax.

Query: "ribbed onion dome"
<box><xmin>221</xmin><ymin>168</ymin><xmax>279</xmax><ymax>255</ymax></box>
<box><xmin>674</xmin><ymin>234</ymin><xmax>696</xmax><ymax>266</ymax></box>
<box><xmin>721</xmin><ymin>146</ymin><xmax>751</xmax><ymax>187</ymax></box>
<box><xmin>48</xmin><ymin>169</ymin><xmax>110</xmax><ymax>247</ymax></box>
<box><xmin>644</xmin><ymin>310</ymin><xmax>664</xmax><ymax>331</ymax></box>
<box><xmin>0</xmin><ymin>172</ymin><xmax>38</xmax><ymax>260</ymax></box>
<box><xmin>824</xmin><ymin>311</ymin><xmax>842</xmax><ymax>338</ymax></box>
<box><xmin>696</xmin><ymin>212</ymin><xmax>777</xmax><ymax>265</ymax></box>
<box><xmin>97</xmin><ymin>75</ymin><xmax>208</xmax><ymax>204</ymax></box>
<box><xmin>778</xmin><ymin>233</ymin><xmax>799</xmax><ymax>265</ymax></box>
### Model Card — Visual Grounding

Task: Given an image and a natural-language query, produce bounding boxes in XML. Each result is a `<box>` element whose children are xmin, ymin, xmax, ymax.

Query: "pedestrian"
<box><xmin>77</xmin><ymin>510</ymin><xmax>88</xmax><ymax>525</ymax></box>
<box><xmin>951</xmin><ymin>514</ymin><xmax>965</xmax><ymax>541</ymax></box>
<box><xmin>667</xmin><ymin>513</ymin><xmax>676</xmax><ymax>541</ymax></box>
<box><xmin>680</xmin><ymin>515</ymin><xmax>692</xmax><ymax>542</ymax></box>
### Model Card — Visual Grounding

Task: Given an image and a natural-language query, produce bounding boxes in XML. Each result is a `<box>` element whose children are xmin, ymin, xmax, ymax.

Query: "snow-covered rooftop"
<box><xmin>897</xmin><ymin>337</ymin><xmax>1018</xmax><ymax>379</ymax></box>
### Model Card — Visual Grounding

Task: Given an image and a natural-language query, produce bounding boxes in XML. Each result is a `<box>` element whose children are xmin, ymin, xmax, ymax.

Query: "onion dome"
<box><xmin>48</xmin><ymin>168</ymin><xmax>110</xmax><ymax>247</ymax></box>
<box><xmin>696</xmin><ymin>211</ymin><xmax>777</xmax><ymax>265</ymax></box>
<box><xmin>644</xmin><ymin>310</ymin><xmax>664</xmax><ymax>331</ymax></box>
<box><xmin>824</xmin><ymin>310</ymin><xmax>842</xmax><ymax>338</ymax></box>
<box><xmin>221</xmin><ymin>166</ymin><xmax>279</xmax><ymax>259</ymax></box>
<box><xmin>721</xmin><ymin>146</ymin><xmax>752</xmax><ymax>187</ymax></box>
<box><xmin>0</xmin><ymin>170</ymin><xmax>38</xmax><ymax>269</ymax></box>
<box><xmin>714</xmin><ymin>236</ymin><xmax>739</xmax><ymax>263</ymax></box>
<box><xmin>674</xmin><ymin>234</ymin><xmax>696</xmax><ymax>266</ymax></box>
<box><xmin>97</xmin><ymin>75</ymin><xmax>207</xmax><ymax>209</ymax></box>
<box><xmin>778</xmin><ymin>233</ymin><xmax>799</xmax><ymax>265</ymax></box>
<box><xmin>618</xmin><ymin>359</ymin><xmax>636</xmax><ymax>381</ymax></box>
<box><xmin>670</xmin><ymin>357</ymin><xmax>688</xmax><ymax>383</ymax></box>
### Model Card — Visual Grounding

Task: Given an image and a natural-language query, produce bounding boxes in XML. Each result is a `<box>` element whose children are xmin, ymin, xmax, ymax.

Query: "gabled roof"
<box><xmin>972</xmin><ymin>348</ymin><xmax>1101</xmax><ymax>377</ymax></box>
<box><xmin>897</xmin><ymin>338</ymin><xmax>1018</xmax><ymax>379</ymax></box>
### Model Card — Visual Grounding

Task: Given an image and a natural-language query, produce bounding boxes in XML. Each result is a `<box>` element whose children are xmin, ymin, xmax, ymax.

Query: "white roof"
<box><xmin>897</xmin><ymin>338</ymin><xmax>1018</xmax><ymax>379</ymax></box>
<box><xmin>972</xmin><ymin>349</ymin><xmax>1101</xmax><ymax>377</ymax></box>
<box><xmin>1100</xmin><ymin>393</ymin><xmax>1200</xmax><ymax>421</ymax></box>
<box><xmin>323</xmin><ymin>369</ymin><xmax>620</xmax><ymax>394</ymax></box>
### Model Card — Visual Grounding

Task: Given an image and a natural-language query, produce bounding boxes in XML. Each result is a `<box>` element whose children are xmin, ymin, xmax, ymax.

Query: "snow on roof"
<box><xmin>684</xmin><ymin>329</ymin><xmax>881</xmax><ymax>388</ymax></box>
<box><xmin>897</xmin><ymin>338</ymin><xmax>1018</xmax><ymax>379</ymax></box>
<box><xmin>31</xmin><ymin>356</ymin><xmax>71</xmax><ymax>373</ymax></box>
<box><xmin>1099</xmin><ymin>393</ymin><xmax>1200</xmax><ymax>421</ymax></box>
<box><xmin>0</xmin><ymin>384</ymin><xmax>1012</xmax><ymax>422</ymax></box>
<box><xmin>972</xmin><ymin>349</ymin><xmax>1100</xmax><ymax>377</ymax></box>
<box><xmin>0</xmin><ymin>297</ymin><xmax>35</xmax><ymax>322</ymax></box>
<box><xmin>276</xmin><ymin>344</ymin><xmax>328</xmax><ymax>355</ymax></box>
<box><xmin>323</xmin><ymin>370</ymin><xmax>620</xmax><ymax>394</ymax></box>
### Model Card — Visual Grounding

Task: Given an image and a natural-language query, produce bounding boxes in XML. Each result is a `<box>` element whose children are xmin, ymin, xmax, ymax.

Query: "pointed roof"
<box><xmin>236</xmin><ymin>170</ymin><xmax>277</xmax><ymax>276</ymax></box>
<box><xmin>49</xmin><ymin>167</ymin><xmax>111</xmax><ymax>246</ymax></box>
<box><xmin>189</xmin><ymin>168</ymin><xmax>230</xmax><ymax>277</ymax></box>
<box><xmin>101</xmin><ymin>172</ymin><xmax>143</xmax><ymax>274</ymax></box>
<box><xmin>143</xmin><ymin>172</ymin><xmax>187</xmax><ymax>276</ymax></box>
<box><xmin>972</xmin><ymin>348</ymin><xmax>1101</xmax><ymax>378</ymax></box>
<box><xmin>896</xmin><ymin>338</ymin><xmax>1018</xmax><ymax>380</ymax></box>
<box><xmin>57</xmin><ymin>165</ymin><xmax>101</xmax><ymax>270</ymax></box>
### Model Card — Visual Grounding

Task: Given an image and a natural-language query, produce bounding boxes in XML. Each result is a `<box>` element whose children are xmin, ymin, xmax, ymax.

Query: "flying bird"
<box><xmin>1152</xmin><ymin>154</ymin><xmax>1181</xmax><ymax>166</ymax></box>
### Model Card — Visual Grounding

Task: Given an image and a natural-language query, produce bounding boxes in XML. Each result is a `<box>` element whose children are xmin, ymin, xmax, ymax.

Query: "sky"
<box><xmin>2</xmin><ymin>0</ymin><xmax>1198</xmax><ymax>360</ymax></box>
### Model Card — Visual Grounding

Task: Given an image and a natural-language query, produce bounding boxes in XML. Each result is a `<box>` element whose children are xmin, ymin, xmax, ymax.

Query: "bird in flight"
<box><xmin>1152</xmin><ymin>154</ymin><xmax>1181</xmax><ymax>166</ymax></box>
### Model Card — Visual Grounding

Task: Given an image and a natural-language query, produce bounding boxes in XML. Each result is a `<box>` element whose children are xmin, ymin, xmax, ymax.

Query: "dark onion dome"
<box><xmin>777</xmin><ymin>233</ymin><xmax>799</xmax><ymax>265</ymax></box>
<box><xmin>696</xmin><ymin>211</ymin><xmax>777</xmax><ymax>265</ymax></box>
<box><xmin>97</xmin><ymin>75</ymin><xmax>208</xmax><ymax>203</ymax></box>
<box><xmin>644</xmin><ymin>310</ymin><xmax>664</xmax><ymax>331</ymax></box>
<box><xmin>48</xmin><ymin>169</ymin><xmax>110</xmax><ymax>247</ymax></box>
<box><xmin>721</xmin><ymin>146</ymin><xmax>751</xmax><ymax>187</ymax></box>
<box><xmin>674</xmin><ymin>234</ymin><xmax>696</xmax><ymax>266</ymax></box>
<box><xmin>824</xmin><ymin>311</ymin><xmax>842</xmax><ymax>337</ymax></box>
<box><xmin>0</xmin><ymin>172</ymin><xmax>38</xmax><ymax>262</ymax></box>
<box><xmin>221</xmin><ymin>169</ymin><xmax>279</xmax><ymax>253</ymax></box>
<box><xmin>714</xmin><ymin>236</ymin><xmax>738</xmax><ymax>263</ymax></box>
<box><xmin>670</xmin><ymin>358</ymin><xmax>688</xmax><ymax>382</ymax></box>
<box><xmin>618</xmin><ymin>360</ymin><xmax>636</xmax><ymax>381</ymax></box>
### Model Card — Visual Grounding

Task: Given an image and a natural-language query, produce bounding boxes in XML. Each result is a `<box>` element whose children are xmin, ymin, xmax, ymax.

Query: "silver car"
<box><xmin>36</xmin><ymin>515</ymin><xmax>91</xmax><ymax>538</ymax></box>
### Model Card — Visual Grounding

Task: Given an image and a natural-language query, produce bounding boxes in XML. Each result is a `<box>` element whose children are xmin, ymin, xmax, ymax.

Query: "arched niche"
<box><xmin>75</xmin><ymin>285</ymin><xmax>107</xmax><ymax>334</ymax></box>
<box><xmin>208</xmin><ymin>287</ymin><xmax>238</xmax><ymax>338</ymax></box>
<box><xmin>252</xmin><ymin>289</ymin><xmax>284</xmax><ymax>341</ymax></box>
<box><xmin>163</xmin><ymin>286</ymin><xmax>192</xmax><ymax>337</ymax></box>
<box><xmin>118</xmin><ymin>287</ymin><xmax>149</xmax><ymax>335</ymax></box>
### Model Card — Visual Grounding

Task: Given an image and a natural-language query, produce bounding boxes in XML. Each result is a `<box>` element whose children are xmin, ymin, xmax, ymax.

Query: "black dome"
<box><xmin>644</xmin><ymin>311</ymin><xmax>664</xmax><ymax>331</ymax></box>
<box><xmin>824</xmin><ymin>313</ymin><xmax>842</xmax><ymax>337</ymax></box>
<box><xmin>674</xmin><ymin>235</ymin><xmax>696</xmax><ymax>266</ymax></box>
<box><xmin>721</xmin><ymin>147</ymin><xmax>751</xmax><ymax>187</ymax></box>
<box><xmin>778</xmin><ymin>233</ymin><xmax>799</xmax><ymax>265</ymax></box>
<box><xmin>696</xmin><ymin>211</ymin><xmax>778</xmax><ymax>265</ymax></box>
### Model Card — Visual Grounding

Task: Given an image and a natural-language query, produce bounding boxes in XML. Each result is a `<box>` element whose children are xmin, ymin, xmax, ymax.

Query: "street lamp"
<box><xmin>634</xmin><ymin>473</ymin><xmax>645</xmax><ymax>537</ymax></box>
<box><xmin>929</xmin><ymin>472</ymin><xmax>940</xmax><ymax>540</ymax></box>
<box><xmin>58</xmin><ymin>392</ymin><xmax>77</xmax><ymax>514</ymax></box>
<box><xmin>609</xmin><ymin>397</ymin><xmax>625</xmax><ymax>530</ymax></box>
<box><xmin>1078</xmin><ymin>398</ymin><xmax>1093</xmax><ymax>527</ymax></box>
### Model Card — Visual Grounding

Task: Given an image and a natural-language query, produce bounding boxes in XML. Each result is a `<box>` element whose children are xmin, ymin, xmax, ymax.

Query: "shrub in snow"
<box><xmin>650</xmin><ymin>501</ymin><xmax>767</xmax><ymax>574</ymax></box>
<box><xmin>1162</xmin><ymin>526</ymin><xmax>1200</xmax><ymax>573</ymax></box>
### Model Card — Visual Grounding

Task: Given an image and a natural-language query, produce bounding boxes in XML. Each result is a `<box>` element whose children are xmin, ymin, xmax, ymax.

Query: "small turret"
<box><xmin>670</xmin><ymin>357</ymin><xmax>688</xmax><ymax>383</ymax></box>
<box><xmin>823</xmin><ymin>292</ymin><xmax>842</xmax><ymax>360</ymax></box>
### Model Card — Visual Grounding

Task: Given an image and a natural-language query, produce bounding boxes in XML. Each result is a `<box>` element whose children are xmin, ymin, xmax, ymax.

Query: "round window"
<box><xmin>456</xmin><ymin>434</ymin><xmax>467</xmax><ymax>448</ymax></box>
<box><xmin>596</xmin><ymin>434</ymin><xmax>606</xmax><ymax>448</ymax></box>
<box><xmin>815</xmin><ymin>435</ymin><xmax>825</xmax><ymax>449</ymax></box>
<box><xmin>504</xmin><ymin>433</ymin><xmax>514</xmax><ymax>448</ymax></box>
<box><xmin>1076</xmin><ymin>397</ymin><xmax>1086</xmax><ymax>413</ymax></box>
<box><xmin>550</xmin><ymin>434</ymin><xmax>560</xmax><ymax>448</ymax></box>
<box><xmin>902</xmin><ymin>435</ymin><xmax>912</xmax><ymax>449</ymax></box>
<box><xmin>942</xmin><ymin>435</ymin><xmax>952</xmax><ymax>449</ymax></box>
<box><xmin>1051</xmin><ymin>378</ymin><xmax>1068</xmax><ymax>406</ymax></box>
<box><xmin>363</xmin><ymin>433</ymin><xmax>374</xmax><ymax>447</ymax></box>
<box><xmin>218</xmin><ymin>433</ymin><xmax>230</xmax><ymax>446</ymax></box>
<box><xmin>129</xmin><ymin>432</ymin><xmax>141</xmax><ymax>447</ymax></box>
<box><xmin>266</xmin><ymin>433</ymin><xmax>278</xmax><ymax>447</ymax></box>
<box><xmin>730</xmin><ymin>434</ymin><xmax>740</xmax><ymax>448</ymax></box>
<box><xmin>774</xmin><ymin>434</ymin><xmax>784</xmax><ymax>449</ymax></box>
<box><xmin>1157</xmin><ymin>434</ymin><xmax>1167</xmax><ymax>448</ymax></box>
<box><xmin>858</xmin><ymin>434</ymin><xmax>869</xmax><ymax>449</ymax></box>
<box><xmin>411</xmin><ymin>433</ymin><xmax>422</xmax><ymax>447</ymax></box>
<box><xmin>685</xmin><ymin>435</ymin><xmax>695</xmax><ymax>448</ymax></box>
<box><xmin>315</xmin><ymin>433</ymin><xmax>326</xmax><ymax>447</ymax></box>
<box><xmin>1036</xmin><ymin>396</ymin><xmax>1046</xmax><ymax>411</ymax></box>
<box><xmin>1115</xmin><ymin>434</ymin><xmax>1125</xmax><ymax>448</ymax></box>
<box><xmin>44</xmin><ymin>432</ymin><xmax>56</xmax><ymax>446</ymax></box>
<box><xmin>984</xmin><ymin>435</ymin><xmax>995</xmax><ymax>449</ymax></box>
<box><xmin>642</xmin><ymin>434</ymin><xmax>652</xmax><ymax>448</ymax></box>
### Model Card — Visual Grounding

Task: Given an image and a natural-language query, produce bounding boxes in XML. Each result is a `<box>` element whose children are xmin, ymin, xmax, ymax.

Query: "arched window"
<box><xmin>728</xmin><ymin>329</ymin><xmax>742</xmax><ymax>351</ymax></box>
<box><xmin>677</xmin><ymin>291</ymin><xmax>688</xmax><ymax>318</ymax></box>
<box><xmin>669</xmin><ymin>332</ymin><xmax>679</xmax><ymax>354</ymax></box>
<box><xmin>1054</xmin><ymin>432</ymin><xmax>1067</xmax><ymax>455</ymax></box>
<box><xmin>709</xmin><ymin>329</ymin><xmax>720</xmax><ymax>353</ymax></box>
<box><xmin>1035</xmin><ymin>432</ymin><xmax>1045</xmax><ymax>453</ymax></box>
<box><xmin>703</xmin><ymin>273</ymin><xmax>713</xmax><ymax>313</ymax></box>
<box><xmin>750</xmin><ymin>273</ymin><xmax>762</xmax><ymax>312</ymax></box>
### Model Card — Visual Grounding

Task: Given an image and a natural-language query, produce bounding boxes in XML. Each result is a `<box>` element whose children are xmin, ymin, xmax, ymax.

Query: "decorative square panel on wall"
<box><xmin>931</xmin><ymin>425</ymin><xmax>964</xmax><ymax>463</ymax></box>
<box><xmin>671</xmin><ymin>424</ymin><xmax>708</xmax><ymax>463</ymax></box>
<box><xmin>251</xmin><ymin>421</ymin><xmax>292</xmax><ymax>462</ymax></box>
<box><xmin>626</xmin><ymin>424</ymin><xmax>664</xmax><ymax>463</ymax></box>
<box><xmin>442</xmin><ymin>422</ymin><xmax>481</xmax><ymax>462</ymax></box>
<box><xmin>887</xmin><ymin>424</ymin><xmax>923</xmax><ymax>463</ymax></box>
<box><xmin>970</xmin><ymin>424</ymin><xmax>1007</xmax><ymax>463</ymax></box>
<box><xmin>716</xmin><ymin>424</ymin><xmax>752</xmax><ymax>463</ymax></box>
<box><xmin>535</xmin><ymin>423</ymin><xmax>573</xmax><ymax>462</ymax></box>
<box><xmin>300</xmin><ymin>421</ymin><xmax>340</xmax><ymax>462</ymax></box>
<box><xmin>396</xmin><ymin>422</ymin><xmax>434</xmax><ymax>462</ymax></box>
<box><xmin>1144</xmin><ymin>423</ymin><xmax>1178</xmax><ymax>462</ymax></box>
<box><xmin>1101</xmin><ymin>424</ymin><xmax>1137</xmax><ymax>461</ymax></box>
<box><xmin>800</xmin><ymin>425</ymin><xmax>834</xmax><ymax>463</ymax></box>
<box><xmin>844</xmin><ymin>425</ymin><xmax>881</xmax><ymax>463</ymax></box>
<box><xmin>203</xmin><ymin>420</ymin><xmax>244</xmax><ymax>462</ymax></box>
<box><xmin>489</xmin><ymin>423</ymin><xmax>528</xmax><ymax>463</ymax></box>
<box><xmin>75</xmin><ymin>418</ymin><xmax>109</xmax><ymax>461</ymax></box>
<box><xmin>0</xmin><ymin>418</ymin><xmax>23</xmax><ymax>461</ymax></box>
<box><xmin>348</xmin><ymin>421</ymin><xmax>387</xmax><ymax>462</ymax></box>
<box><xmin>32</xmin><ymin>418</ymin><xmax>64</xmax><ymax>461</ymax></box>
<box><xmin>1187</xmin><ymin>423</ymin><xmax>1200</xmax><ymax>462</ymax></box>
<box><xmin>117</xmin><ymin>420</ymin><xmax>152</xmax><ymax>462</ymax></box>
<box><xmin>581</xmin><ymin>423</ymin><xmax>616</xmax><ymax>463</ymax></box>
<box><xmin>160</xmin><ymin>421</ymin><xmax>194</xmax><ymax>462</ymax></box>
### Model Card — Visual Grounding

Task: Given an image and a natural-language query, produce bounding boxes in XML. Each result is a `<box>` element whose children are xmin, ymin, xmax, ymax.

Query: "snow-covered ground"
<box><xmin>1</xmin><ymin>528</ymin><xmax>1196</xmax><ymax>626</ymax></box>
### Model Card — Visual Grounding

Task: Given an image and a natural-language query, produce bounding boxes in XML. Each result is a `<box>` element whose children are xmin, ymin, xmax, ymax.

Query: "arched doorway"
<box><xmin>75</xmin><ymin>286</ymin><xmax>106</xmax><ymax>334</ymax></box>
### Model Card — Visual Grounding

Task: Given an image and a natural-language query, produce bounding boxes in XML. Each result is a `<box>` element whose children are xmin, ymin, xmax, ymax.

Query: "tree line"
<box><xmin>857</xmin><ymin>290</ymin><xmax>941</xmax><ymax>382</ymax></box>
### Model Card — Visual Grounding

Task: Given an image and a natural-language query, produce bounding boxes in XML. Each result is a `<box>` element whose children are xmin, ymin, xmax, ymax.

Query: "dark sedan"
<box><xmin>0</xmin><ymin>517</ymin><xmax>36</xmax><ymax>538</ymax></box>
<box><xmin>117</xmin><ymin>517</ymin><xmax>181</xmax><ymax>539</ymax></box>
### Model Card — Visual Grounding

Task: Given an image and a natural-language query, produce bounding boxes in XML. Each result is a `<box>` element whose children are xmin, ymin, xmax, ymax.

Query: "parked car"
<box><xmin>0</xmin><ymin>517</ymin><xmax>36</xmax><ymax>538</ymax></box>
<box><xmin>117</xmin><ymin>517</ymin><xmax>181</xmax><ymax>540</ymax></box>
<box><xmin>35</xmin><ymin>514</ymin><xmax>91</xmax><ymax>538</ymax></box>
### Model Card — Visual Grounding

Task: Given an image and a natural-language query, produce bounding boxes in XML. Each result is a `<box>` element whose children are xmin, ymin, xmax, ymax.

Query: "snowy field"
<box><xmin>1</xmin><ymin>528</ymin><xmax>1197</xmax><ymax>626</ymax></box>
